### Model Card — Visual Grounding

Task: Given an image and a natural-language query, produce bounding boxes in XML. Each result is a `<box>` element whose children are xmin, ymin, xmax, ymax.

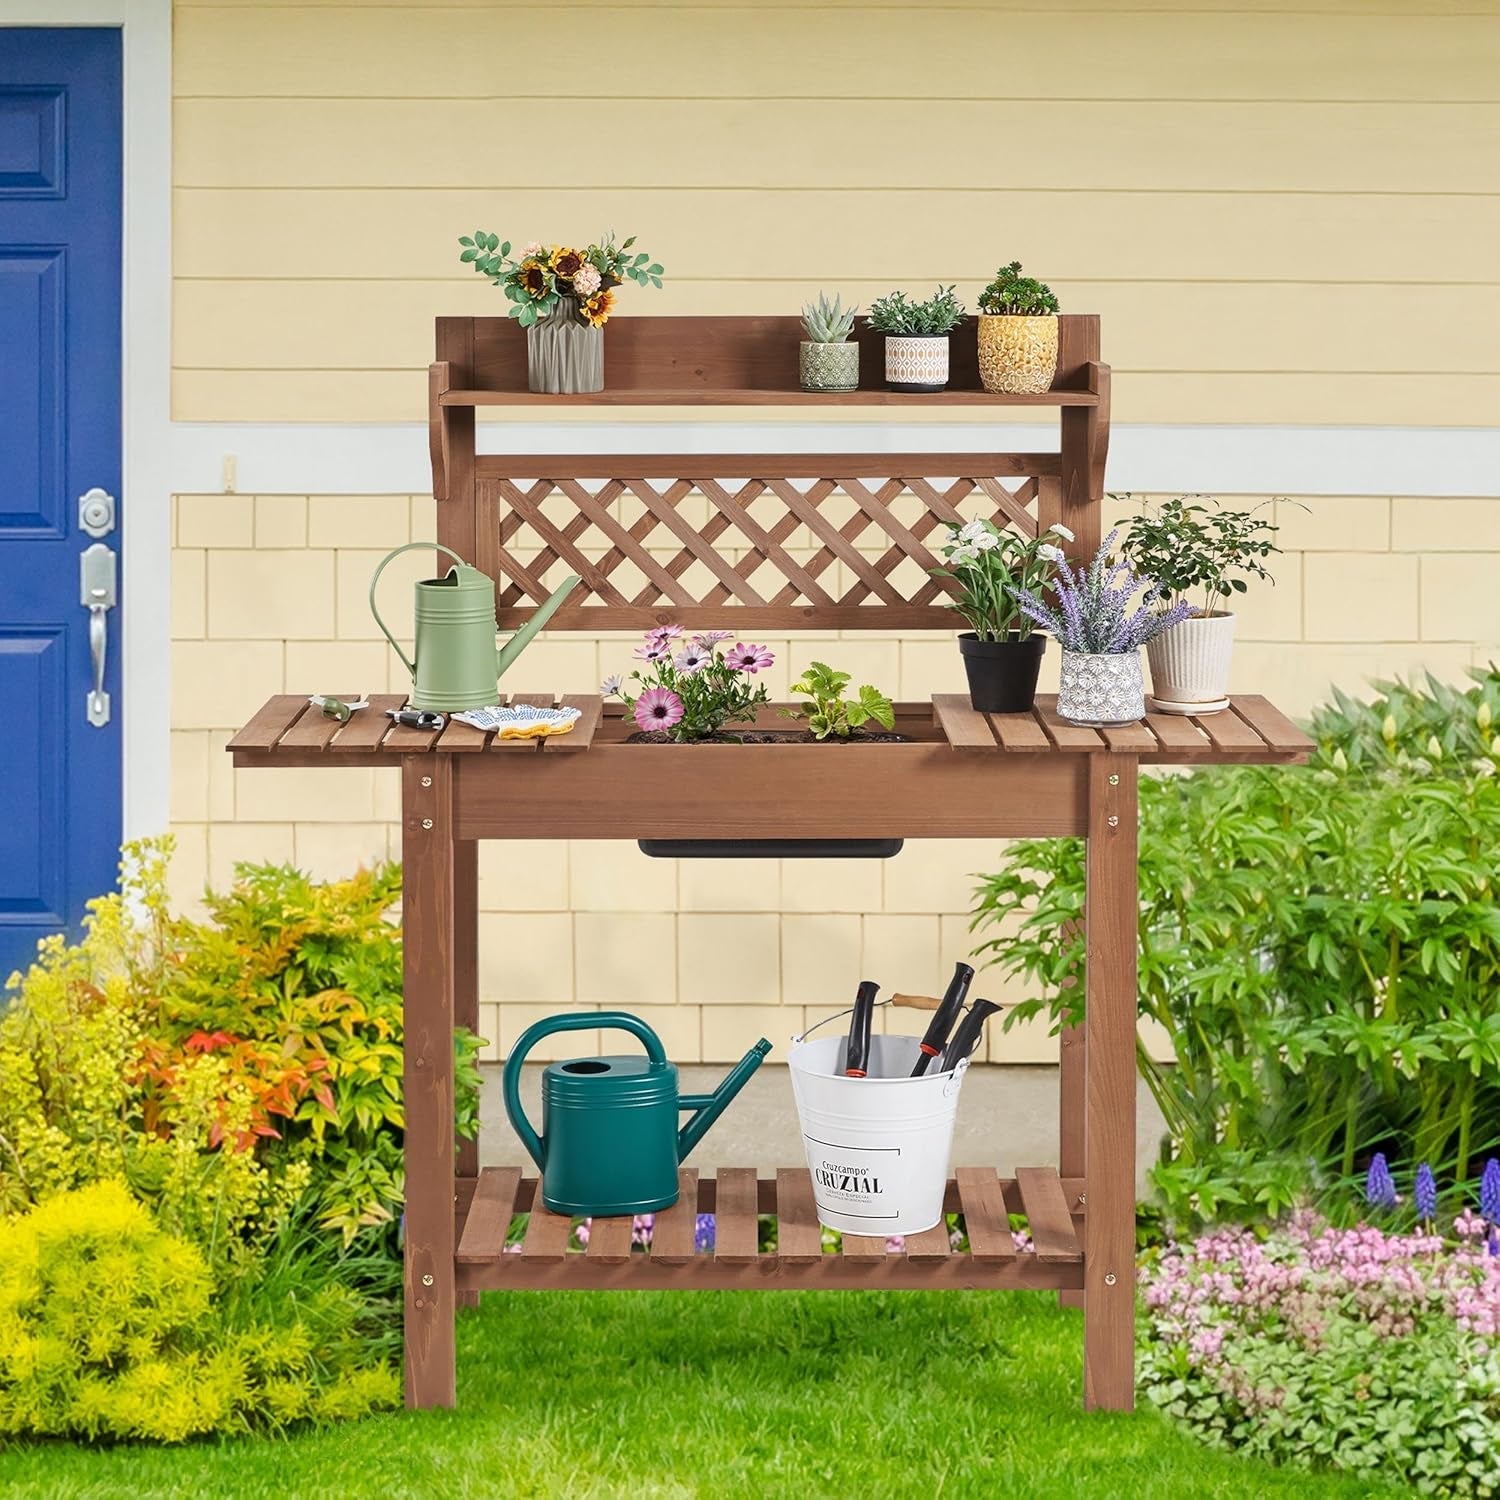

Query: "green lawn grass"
<box><xmin>0</xmin><ymin>1290</ymin><xmax>1398</xmax><ymax>1500</ymax></box>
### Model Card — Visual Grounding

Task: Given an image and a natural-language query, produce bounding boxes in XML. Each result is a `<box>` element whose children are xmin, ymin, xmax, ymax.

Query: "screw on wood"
<box><xmin>422</xmin><ymin>775</ymin><xmax>433</xmax><ymax>787</ymax></box>
<box><xmin>1107</xmin><ymin>815</ymin><xmax>1119</xmax><ymax>827</ymax></box>
<box><xmin>1108</xmin><ymin>773</ymin><xmax>1119</xmax><ymax>785</ymax></box>
<box><xmin>422</xmin><ymin>1274</ymin><xmax>435</xmax><ymax>1287</ymax></box>
<box><xmin>1104</xmin><ymin>1272</ymin><xmax>1117</xmax><ymax>1285</ymax></box>
<box><xmin>1077</xmin><ymin>1193</ymin><xmax>1087</xmax><ymax>1206</ymax></box>
<box><xmin>422</xmin><ymin>818</ymin><xmax>434</xmax><ymax>830</ymax></box>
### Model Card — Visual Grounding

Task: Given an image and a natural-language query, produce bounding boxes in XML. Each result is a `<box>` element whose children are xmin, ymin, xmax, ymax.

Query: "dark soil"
<box><xmin>625</xmin><ymin>729</ymin><xmax>911</xmax><ymax>745</ymax></box>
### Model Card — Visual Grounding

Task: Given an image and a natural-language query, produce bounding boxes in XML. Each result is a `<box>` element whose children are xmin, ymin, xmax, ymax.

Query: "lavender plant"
<box><xmin>1008</xmin><ymin>531</ymin><xmax>1193</xmax><ymax>654</ymax></box>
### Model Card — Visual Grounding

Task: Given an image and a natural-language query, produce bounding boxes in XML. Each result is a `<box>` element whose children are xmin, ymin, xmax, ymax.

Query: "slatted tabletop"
<box><xmin>932</xmin><ymin>693</ymin><xmax>1312</xmax><ymax>763</ymax></box>
<box><xmin>227</xmin><ymin>692</ymin><xmax>605</xmax><ymax>761</ymax></box>
<box><xmin>453</xmin><ymin>1164</ymin><xmax>1084</xmax><ymax>1291</ymax></box>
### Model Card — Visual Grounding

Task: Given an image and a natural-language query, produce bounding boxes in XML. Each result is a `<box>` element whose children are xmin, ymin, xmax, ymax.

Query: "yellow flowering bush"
<box><xmin>0</xmin><ymin>1182</ymin><xmax>399</xmax><ymax>1441</ymax></box>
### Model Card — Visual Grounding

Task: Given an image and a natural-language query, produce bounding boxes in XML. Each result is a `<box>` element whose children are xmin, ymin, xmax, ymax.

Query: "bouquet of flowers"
<box><xmin>458</xmin><ymin>231</ymin><xmax>664</xmax><ymax>328</ymax></box>
<box><xmin>603</xmin><ymin>628</ymin><xmax>773</xmax><ymax>742</ymax></box>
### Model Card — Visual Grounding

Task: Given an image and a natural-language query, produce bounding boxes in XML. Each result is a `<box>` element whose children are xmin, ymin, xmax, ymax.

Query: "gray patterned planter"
<box><xmin>1057</xmin><ymin>649</ymin><xmax>1146</xmax><ymax>726</ymax></box>
<box><xmin>799</xmin><ymin>340</ymin><xmax>859</xmax><ymax>392</ymax></box>
<box><xmin>527</xmin><ymin>295</ymin><xmax>604</xmax><ymax>394</ymax></box>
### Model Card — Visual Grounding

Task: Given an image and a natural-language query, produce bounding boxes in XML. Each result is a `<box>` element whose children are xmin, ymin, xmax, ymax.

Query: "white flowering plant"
<box><xmin>931</xmin><ymin>519</ymin><xmax>1074</xmax><ymax>642</ymax></box>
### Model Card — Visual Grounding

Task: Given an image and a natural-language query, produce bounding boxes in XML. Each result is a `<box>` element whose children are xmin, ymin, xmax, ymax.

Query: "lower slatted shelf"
<box><xmin>454</xmin><ymin>1165</ymin><xmax>1085</xmax><ymax>1292</ymax></box>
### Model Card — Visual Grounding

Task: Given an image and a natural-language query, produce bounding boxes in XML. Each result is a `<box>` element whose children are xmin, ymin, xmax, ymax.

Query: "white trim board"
<box><xmin>1</xmin><ymin>1</ymin><xmax>175</xmax><ymax>842</ymax></box>
<box><xmin>168</xmin><ymin>422</ymin><xmax>1500</xmax><ymax>500</ymax></box>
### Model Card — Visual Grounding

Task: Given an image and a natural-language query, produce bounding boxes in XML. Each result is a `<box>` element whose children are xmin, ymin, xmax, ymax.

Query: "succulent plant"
<box><xmin>801</xmin><ymin>292</ymin><xmax>858</xmax><ymax>344</ymax></box>
<box><xmin>865</xmin><ymin>285</ymin><xmax>966</xmax><ymax>337</ymax></box>
<box><xmin>978</xmin><ymin>261</ymin><xmax>1059</xmax><ymax>318</ymax></box>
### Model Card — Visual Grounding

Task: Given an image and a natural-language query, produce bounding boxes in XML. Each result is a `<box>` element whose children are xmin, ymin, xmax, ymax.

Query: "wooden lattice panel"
<box><xmin>473</xmin><ymin>455</ymin><xmax>1060</xmax><ymax>631</ymax></box>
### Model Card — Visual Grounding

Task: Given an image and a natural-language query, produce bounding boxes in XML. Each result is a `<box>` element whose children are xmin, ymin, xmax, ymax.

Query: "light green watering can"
<box><xmin>370</xmin><ymin>542</ymin><xmax>580</xmax><ymax>712</ymax></box>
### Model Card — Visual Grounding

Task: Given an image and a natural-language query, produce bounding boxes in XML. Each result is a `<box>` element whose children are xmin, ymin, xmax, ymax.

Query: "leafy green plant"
<box><xmin>977</xmin><ymin>260</ymin><xmax>1059</xmax><ymax>317</ymax></box>
<box><xmin>866</xmin><ymin>285</ymin><xmax>966</xmax><ymax>336</ymax></box>
<box><xmin>801</xmin><ymin>292</ymin><xmax>857</xmax><ymax>344</ymax></box>
<box><xmin>458</xmin><ymin>230</ymin><xmax>663</xmax><ymax>328</ymax></box>
<box><xmin>0</xmin><ymin>1182</ymin><xmax>400</xmax><ymax>1442</ymax></box>
<box><xmin>603</xmin><ymin>628</ymin><xmax>773</xmax><ymax>741</ymax></box>
<box><xmin>1119</xmin><ymin>494</ymin><xmax>1285</xmax><ymax>618</ymax></box>
<box><xmin>970</xmin><ymin>667</ymin><xmax>1500</xmax><ymax>1228</ymax></box>
<box><xmin>782</xmin><ymin>662</ymin><xmax>895</xmax><ymax>740</ymax></box>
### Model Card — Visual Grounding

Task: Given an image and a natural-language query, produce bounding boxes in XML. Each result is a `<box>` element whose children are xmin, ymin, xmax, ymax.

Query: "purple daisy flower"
<box><xmin>632</xmin><ymin>643</ymin><xmax>668</xmax><ymax>662</ymax></box>
<box><xmin>674</xmin><ymin>645</ymin><xmax>709</xmax><ymax>674</ymax></box>
<box><xmin>633</xmin><ymin>686</ymin><xmax>684</xmax><ymax>733</ymax></box>
<box><xmin>646</xmin><ymin>624</ymin><xmax>683</xmax><ymax>644</ymax></box>
<box><xmin>600</xmin><ymin>673</ymin><xmax>624</xmax><ymax>696</ymax></box>
<box><xmin>725</xmin><ymin>642</ymin><xmax>774</xmax><ymax>674</ymax></box>
<box><xmin>695</xmin><ymin>630</ymin><xmax>733</xmax><ymax>647</ymax></box>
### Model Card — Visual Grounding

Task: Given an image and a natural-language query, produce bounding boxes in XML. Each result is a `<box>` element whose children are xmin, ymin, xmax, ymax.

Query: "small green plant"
<box><xmin>866</xmin><ymin>285</ymin><xmax>966</xmax><ymax>337</ymax></box>
<box><xmin>782</xmin><ymin>662</ymin><xmax>896</xmax><ymax>740</ymax></box>
<box><xmin>603</xmin><ymin>628</ymin><xmax>773</xmax><ymax>741</ymax></box>
<box><xmin>801</xmin><ymin>292</ymin><xmax>858</xmax><ymax>344</ymax></box>
<box><xmin>1120</xmin><ymin>494</ymin><xmax>1284</xmax><ymax>618</ymax></box>
<box><xmin>977</xmin><ymin>260</ymin><xmax>1059</xmax><ymax>317</ymax></box>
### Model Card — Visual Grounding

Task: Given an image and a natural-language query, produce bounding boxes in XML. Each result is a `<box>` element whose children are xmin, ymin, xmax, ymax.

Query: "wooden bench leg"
<box><xmin>1057</xmin><ymin>916</ymin><xmax>1085</xmax><ymax>1310</ymax></box>
<box><xmin>454</xmin><ymin>837</ymin><xmax>480</xmax><ymax>1312</ymax></box>
<box><xmin>1082</xmin><ymin>754</ymin><xmax>1137</xmax><ymax>1412</ymax></box>
<box><xmin>403</xmin><ymin>756</ymin><xmax>457</xmax><ymax>1409</ymax></box>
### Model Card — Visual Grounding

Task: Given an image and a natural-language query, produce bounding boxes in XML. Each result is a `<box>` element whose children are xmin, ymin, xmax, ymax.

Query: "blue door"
<box><xmin>0</xmin><ymin>29</ymin><xmax>122</xmax><ymax>982</ymax></box>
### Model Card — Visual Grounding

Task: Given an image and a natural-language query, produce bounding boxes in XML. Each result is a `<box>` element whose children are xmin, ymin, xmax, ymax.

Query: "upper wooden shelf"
<box><xmin>441</xmin><ymin>387</ymin><xmax>1100</xmax><ymax>408</ymax></box>
<box><xmin>432</xmin><ymin>313</ymin><xmax>1106</xmax><ymax>414</ymax></box>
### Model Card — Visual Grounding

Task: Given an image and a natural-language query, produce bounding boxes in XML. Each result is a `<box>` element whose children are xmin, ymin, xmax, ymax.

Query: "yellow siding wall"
<box><xmin>172</xmin><ymin>0</ymin><xmax>1500</xmax><ymax>423</ymax></box>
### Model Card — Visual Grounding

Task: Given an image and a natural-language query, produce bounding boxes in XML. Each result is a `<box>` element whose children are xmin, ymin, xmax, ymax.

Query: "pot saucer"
<box><xmin>1149</xmin><ymin>695</ymin><xmax>1230</xmax><ymax>716</ymax></box>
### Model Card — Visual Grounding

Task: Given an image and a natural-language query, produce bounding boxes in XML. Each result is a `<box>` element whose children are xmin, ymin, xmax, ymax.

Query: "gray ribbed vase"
<box><xmin>527</xmin><ymin>296</ymin><xmax>604</xmax><ymax>394</ymax></box>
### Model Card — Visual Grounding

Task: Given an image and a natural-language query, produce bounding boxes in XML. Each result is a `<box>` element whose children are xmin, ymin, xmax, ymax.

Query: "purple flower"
<box><xmin>647</xmin><ymin>624</ymin><xmax>683</xmax><ymax>644</ymax></box>
<box><xmin>1482</xmin><ymin>1158</ymin><xmax>1500</xmax><ymax>1224</ymax></box>
<box><xmin>632</xmin><ymin>642</ymin><xmax>668</xmax><ymax>662</ymax></box>
<box><xmin>674</xmin><ymin>645</ymin><xmax>709</xmax><ymax>674</ymax></box>
<box><xmin>1366</xmin><ymin>1153</ymin><xmax>1397</xmax><ymax>1210</ymax></box>
<box><xmin>1415</xmin><ymin>1162</ymin><xmax>1437</xmax><ymax>1222</ymax></box>
<box><xmin>726</xmin><ymin>642</ymin><xmax>774</xmax><ymax>674</ymax></box>
<box><xmin>695</xmin><ymin>630</ymin><xmax>733</xmax><ymax>647</ymax></box>
<box><xmin>884</xmin><ymin>1235</ymin><xmax>906</xmax><ymax>1254</ymax></box>
<box><xmin>632</xmin><ymin>1213</ymin><xmax>655</xmax><ymax>1247</ymax></box>
<box><xmin>694</xmin><ymin>1213</ymin><xmax>716</xmax><ymax>1252</ymax></box>
<box><xmin>633</xmin><ymin>686</ymin><xmax>684</xmax><ymax>733</ymax></box>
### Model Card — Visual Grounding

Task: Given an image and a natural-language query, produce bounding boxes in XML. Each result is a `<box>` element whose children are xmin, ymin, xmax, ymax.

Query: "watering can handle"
<box><xmin>502</xmin><ymin>1011</ymin><xmax>670</xmax><ymax>1172</ymax></box>
<box><xmin>367</xmin><ymin>541</ymin><xmax>470</xmax><ymax>682</ymax></box>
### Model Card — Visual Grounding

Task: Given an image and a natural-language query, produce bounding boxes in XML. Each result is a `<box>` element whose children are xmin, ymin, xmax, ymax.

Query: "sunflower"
<box><xmin>517</xmin><ymin>259</ymin><xmax>551</xmax><ymax>299</ymax></box>
<box><xmin>551</xmin><ymin>246</ymin><xmax>585</xmax><ymax>280</ymax></box>
<box><xmin>580</xmin><ymin>289</ymin><xmax>614</xmax><ymax>327</ymax></box>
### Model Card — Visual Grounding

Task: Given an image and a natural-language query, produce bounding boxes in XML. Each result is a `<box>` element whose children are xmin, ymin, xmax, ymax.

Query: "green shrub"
<box><xmin>0</xmin><ymin>1182</ymin><xmax>399</xmax><ymax>1441</ymax></box>
<box><xmin>972</xmin><ymin>667</ymin><xmax>1500</xmax><ymax>1226</ymax></box>
<box><xmin>0</xmin><ymin>841</ymin><xmax>482</xmax><ymax>1248</ymax></box>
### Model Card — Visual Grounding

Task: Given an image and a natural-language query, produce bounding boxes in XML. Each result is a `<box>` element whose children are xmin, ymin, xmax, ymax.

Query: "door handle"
<box><xmin>80</xmin><ymin>542</ymin><xmax>116</xmax><ymax>728</ymax></box>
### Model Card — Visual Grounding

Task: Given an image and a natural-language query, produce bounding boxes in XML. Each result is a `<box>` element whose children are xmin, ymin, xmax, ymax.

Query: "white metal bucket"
<box><xmin>787</xmin><ymin>1029</ymin><xmax>968</xmax><ymax>1236</ymax></box>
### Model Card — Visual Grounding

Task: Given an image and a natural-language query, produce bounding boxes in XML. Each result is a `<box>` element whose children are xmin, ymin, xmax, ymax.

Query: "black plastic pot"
<box><xmin>958</xmin><ymin>631</ymin><xmax>1047</xmax><ymax>713</ymax></box>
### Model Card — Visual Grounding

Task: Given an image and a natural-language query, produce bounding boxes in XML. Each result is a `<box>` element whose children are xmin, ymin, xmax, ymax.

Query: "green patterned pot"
<box><xmin>799</xmin><ymin>340</ymin><xmax>859</xmax><ymax>392</ymax></box>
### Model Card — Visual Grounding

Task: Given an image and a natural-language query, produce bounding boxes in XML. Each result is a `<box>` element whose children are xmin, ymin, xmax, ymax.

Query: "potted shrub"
<box><xmin>866</xmin><ymin>286</ymin><xmax>966</xmax><ymax>392</ymax></box>
<box><xmin>976</xmin><ymin>260</ymin><xmax>1060</xmax><ymax>395</ymax></box>
<box><xmin>933</xmin><ymin>518</ymin><xmax>1073</xmax><ymax>713</ymax></box>
<box><xmin>1120</xmin><ymin>496</ymin><xmax>1282</xmax><ymax>715</ymax></box>
<box><xmin>1009</xmin><ymin>532</ymin><xmax>1192</xmax><ymax>726</ymax></box>
<box><xmin>799</xmin><ymin>293</ymin><xmax>860</xmax><ymax>392</ymax></box>
<box><xmin>458</xmin><ymin>230</ymin><xmax>664</xmax><ymax>394</ymax></box>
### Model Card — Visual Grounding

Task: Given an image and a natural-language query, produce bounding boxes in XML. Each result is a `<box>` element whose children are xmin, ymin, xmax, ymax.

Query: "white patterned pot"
<box><xmin>1145</xmin><ymin>612</ymin><xmax>1236</xmax><ymax>711</ymax></box>
<box><xmin>1057</xmin><ymin>650</ymin><xmax>1146</xmax><ymax>726</ymax></box>
<box><xmin>977</xmin><ymin>314</ymin><xmax>1059</xmax><ymax>395</ymax></box>
<box><xmin>800</xmin><ymin>340</ymin><xmax>860</xmax><ymax>392</ymax></box>
<box><xmin>884</xmin><ymin>334</ymin><xmax>949</xmax><ymax>393</ymax></box>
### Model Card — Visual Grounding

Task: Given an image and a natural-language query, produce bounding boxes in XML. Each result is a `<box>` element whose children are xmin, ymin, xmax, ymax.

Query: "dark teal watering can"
<box><xmin>369</xmin><ymin>542</ymin><xmax>579</xmax><ymax>712</ymax></box>
<box><xmin>504</xmin><ymin>1012</ymin><xmax>771</xmax><ymax>1216</ymax></box>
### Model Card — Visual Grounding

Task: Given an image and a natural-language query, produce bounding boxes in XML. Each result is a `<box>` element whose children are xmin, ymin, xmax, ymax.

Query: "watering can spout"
<box><xmin>676</xmin><ymin>1038</ymin><xmax>772</xmax><ymax>1162</ymax></box>
<box><xmin>495</xmin><ymin>573</ymin><xmax>582</xmax><ymax>681</ymax></box>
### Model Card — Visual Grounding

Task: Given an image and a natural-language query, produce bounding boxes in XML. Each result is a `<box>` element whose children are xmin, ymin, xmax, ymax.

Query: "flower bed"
<box><xmin>1140</xmin><ymin>1213</ymin><xmax>1500</xmax><ymax>1496</ymax></box>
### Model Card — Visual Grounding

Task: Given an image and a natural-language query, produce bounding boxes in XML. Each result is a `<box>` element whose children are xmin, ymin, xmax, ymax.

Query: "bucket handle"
<box><xmin>368</xmin><ymin>541</ymin><xmax>469</xmax><ymax>682</ymax></box>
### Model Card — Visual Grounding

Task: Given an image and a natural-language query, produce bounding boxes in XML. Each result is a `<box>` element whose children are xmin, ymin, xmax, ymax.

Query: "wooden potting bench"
<box><xmin>228</xmin><ymin>313</ymin><xmax>1311</xmax><ymax>1414</ymax></box>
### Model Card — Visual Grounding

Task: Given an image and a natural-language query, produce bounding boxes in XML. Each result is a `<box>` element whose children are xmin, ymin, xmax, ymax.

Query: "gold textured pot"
<box><xmin>977</xmin><ymin>314</ymin><xmax>1059</xmax><ymax>395</ymax></box>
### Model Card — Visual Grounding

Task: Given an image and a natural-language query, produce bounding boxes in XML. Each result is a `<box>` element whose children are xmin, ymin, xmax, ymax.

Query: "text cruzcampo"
<box><xmin>815</xmin><ymin>1167</ymin><xmax>881</xmax><ymax>1194</ymax></box>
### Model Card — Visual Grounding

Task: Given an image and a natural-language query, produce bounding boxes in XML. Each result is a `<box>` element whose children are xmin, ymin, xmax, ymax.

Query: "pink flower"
<box><xmin>647</xmin><ymin>624</ymin><xmax>682</xmax><ymax>644</ymax></box>
<box><xmin>695</xmin><ymin>630</ymin><xmax>732</xmax><ymax>647</ymax></box>
<box><xmin>725</xmin><ymin>642</ymin><xmax>774</xmax><ymax>674</ymax></box>
<box><xmin>633</xmin><ymin>643</ymin><xmax>668</xmax><ymax>662</ymax></box>
<box><xmin>634</xmin><ymin>687</ymin><xmax>684</xmax><ymax>732</ymax></box>
<box><xmin>674</xmin><ymin>645</ymin><xmax>709</xmax><ymax>674</ymax></box>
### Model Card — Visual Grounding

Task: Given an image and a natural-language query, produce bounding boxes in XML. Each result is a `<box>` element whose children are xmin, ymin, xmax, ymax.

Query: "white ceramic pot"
<box><xmin>1145</xmin><ymin>612</ymin><xmax>1236</xmax><ymax>712</ymax></box>
<box><xmin>884</xmin><ymin>334</ymin><xmax>950</xmax><ymax>393</ymax></box>
<box><xmin>1057</xmin><ymin>650</ymin><xmax>1145</xmax><ymax>726</ymax></box>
